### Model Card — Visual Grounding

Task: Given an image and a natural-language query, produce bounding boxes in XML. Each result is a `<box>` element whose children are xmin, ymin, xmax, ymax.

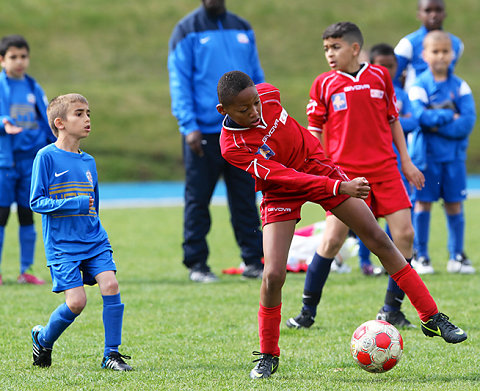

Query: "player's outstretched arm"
<box><xmin>338</xmin><ymin>177</ymin><xmax>370</xmax><ymax>199</ymax></box>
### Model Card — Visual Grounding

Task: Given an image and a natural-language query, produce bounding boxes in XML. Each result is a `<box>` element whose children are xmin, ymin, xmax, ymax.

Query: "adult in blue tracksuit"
<box><xmin>0</xmin><ymin>34</ymin><xmax>56</xmax><ymax>284</ymax></box>
<box><xmin>408</xmin><ymin>30</ymin><xmax>476</xmax><ymax>275</ymax></box>
<box><xmin>168</xmin><ymin>0</ymin><xmax>264</xmax><ymax>282</ymax></box>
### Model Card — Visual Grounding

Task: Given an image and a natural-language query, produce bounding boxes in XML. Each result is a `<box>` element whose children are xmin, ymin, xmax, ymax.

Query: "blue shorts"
<box><xmin>49</xmin><ymin>250</ymin><xmax>116</xmax><ymax>293</ymax></box>
<box><xmin>0</xmin><ymin>158</ymin><xmax>34</xmax><ymax>208</ymax></box>
<box><xmin>414</xmin><ymin>160</ymin><xmax>467</xmax><ymax>203</ymax></box>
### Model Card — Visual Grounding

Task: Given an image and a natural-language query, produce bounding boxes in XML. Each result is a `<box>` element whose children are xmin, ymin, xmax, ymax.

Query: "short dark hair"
<box><xmin>369</xmin><ymin>43</ymin><xmax>396</xmax><ymax>63</ymax></box>
<box><xmin>322</xmin><ymin>22</ymin><xmax>363</xmax><ymax>48</ymax></box>
<box><xmin>0</xmin><ymin>34</ymin><xmax>29</xmax><ymax>57</ymax></box>
<box><xmin>217</xmin><ymin>70</ymin><xmax>255</xmax><ymax>106</ymax></box>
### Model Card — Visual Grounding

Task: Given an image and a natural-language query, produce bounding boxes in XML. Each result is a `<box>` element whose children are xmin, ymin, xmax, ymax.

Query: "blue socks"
<box><xmin>19</xmin><ymin>224</ymin><xmax>36</xmax><ymax>274</ymax></box>
<box><xmin>413</xmin><ymin>211</ymin><xmax>430</xmax><ymax>257</ymax></box>
<box><xmin>446</xmin><ymin>212</ymin><xmax>464</xmax><ymax>259</ymax></box>
<box><xmin>302</xmin><ymin>253</ymin><xmax>333</xmax><ymax>317</ymax></box>
<box><xmin>103</xmin><ymin>293</ymin><xmax>124</xmax><ymax>356</ymax></box>
<box><xmin>39</xmin><ymin>303</ymin><xmax>78</xmax><ymax>349</ymax></box>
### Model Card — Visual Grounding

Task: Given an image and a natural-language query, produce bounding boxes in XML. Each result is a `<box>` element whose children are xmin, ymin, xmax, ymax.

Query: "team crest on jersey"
<box><xmin>332</xmin><ymin>93</ymin><xmax>347</xmax><ymax>111</ymax></box>
<box><xmin>237</xmin><ymin>33</ymin><xmax>249</xmax><ymax>44</ymax></box>
<box><xmin>86</xmin><ymin>170</ymin><xmax>93</xmax><ymax>186</ymax></box>
<box><xmin>255</xmin><ymin>143</ymin><xmax>275</xmax><ymax>159</ymax></box>
<box><xmin>27</xmin><ymin>93</ymin><xmax>36</xmax><ymax>104</ymax></box>
<box><xmin>370</xmin><ymin>89</ymin><xmax>384</xmax><ymax>99</ymax></box>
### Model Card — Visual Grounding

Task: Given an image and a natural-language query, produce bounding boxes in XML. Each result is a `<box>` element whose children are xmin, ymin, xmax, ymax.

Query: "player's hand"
<box><xmin>3</xmin><ymin>119</ymin><xmax>23</xmax><ymax>134</ymax></box>
<box><xmin>89</xmin><ymin>196</ymin><xmax>94</xmax><ymax>208</ymax></box>
<box><xmin>186</xmin><ymin>130</ymin><xmax>204</xmax><ymax>157</ymax></box>
<box><xmin>402</xmin><ymin>160</ymin><xmax>425</xmax><ymax>190</ymax></box>
<box><xmin>339</xmin><ymin>177</ymin><xmax>370</xmax><ymax>199</ymax></box>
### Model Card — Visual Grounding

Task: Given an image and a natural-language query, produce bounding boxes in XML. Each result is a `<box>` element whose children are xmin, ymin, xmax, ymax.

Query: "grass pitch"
<box><xmin>1</xmin><ymin>200</ymin><xmax>479</xmax><ymax>390</ymax></box>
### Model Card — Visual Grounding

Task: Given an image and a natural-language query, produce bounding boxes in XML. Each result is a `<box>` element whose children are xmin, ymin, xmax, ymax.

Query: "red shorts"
<box><xmin>325</xmin><ymin>176</ymin><xmax>411</xmax><ymax>218</ymax></box>
<box><xmin>260</xmin><ymin>162</ymin><xmax>350</xmax><ymax>227</ymax></box>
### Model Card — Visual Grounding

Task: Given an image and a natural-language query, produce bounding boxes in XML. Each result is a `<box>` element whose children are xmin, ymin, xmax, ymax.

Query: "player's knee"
<box><xmin>0</xmin><ymin>207</ymin><xmax>10</xmax><ymax>226</ymax></box>
<box><xmin>263</xmin><ymin>267</ymin><xmax>286</xmax><ymax>291</ymax></box>
<box><xmin>101</xmin><ymin>278</ymin><xmax>119</xmax><ymax>296</ymax></box>
<box><xmin>67</xmin><ymin>296</ymin><xmax>87</xmax><ymax>314</ymax></box>
<box><xmin>318</xmin><ymin>236</ymin><xmax>344</xmax><ymax>257</ymax></box>
<box><xmin>17</xmin><ymin>206</ymin><xmax>34</xmax><ymax>226</ymax></box>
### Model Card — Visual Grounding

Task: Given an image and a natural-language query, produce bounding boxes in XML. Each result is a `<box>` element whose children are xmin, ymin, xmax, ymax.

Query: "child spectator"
<box><xmin>29</xmin><ymin>94</ymin><xmax>133</xmax><ymax>371</ymax></box>
<box><xmin>0</xmin><ymin>34</ymin><xmax>55</xmax><ymax>285</ymax></box>
<box><xmin>217</xmin><ymin>70</ymin><xmax>467</xmax><ymax>379</ymax></box>
<box><xmin>286</xmin><ymin>22</ymin><xmax>422</xmax><ymax>330</ymax></box>
<box><xmin>408</xmin><ymin>30</ymin><xmax>476</xmax><ymax>274</ymax></box>
<box><xmin>356</xmin><ymin>43</ymin><xmax>420</xmax><ymax>276</ymax></box>
<box><xmin>394</xmin><ymin>0</ymin><xmax>463</xmax><ymax>90</ymax></box>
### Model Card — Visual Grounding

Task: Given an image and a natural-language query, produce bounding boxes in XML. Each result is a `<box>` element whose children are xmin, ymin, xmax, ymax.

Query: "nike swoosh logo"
<box><xmin>455</xmin><ymin>329</ymin><xmax>465</xmax><ymax>335</ymax></box>
<box><xmin>55</xmin><ymin>170</ymin><xmax>69</xmax><ymax>177</ymax></box>
<box><xmin>423</xmin><ymin>325</ymin><xmax>441</xmax><ymax>336</ymax></box>
<box><xmin>200</xmin><ymin>36</ymin><xmax>210</xmax><ymax>44</ymax></box>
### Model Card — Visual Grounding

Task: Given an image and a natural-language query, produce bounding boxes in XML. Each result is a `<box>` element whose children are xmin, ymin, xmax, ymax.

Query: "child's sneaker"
<box><xmin>18</xmin><ymin>273</ymin><xmax>45</xmax><ymax>285</ymax></box>
<box><xmin>447</xmin><ymin>253</ymin><xmax>475</xmax><ymax>274</ymax></box>
<box><xmin>421</xmin><ymin>312</ymin><xmax>467</xmax><ymax>344</ymax></box>
<box><xmin>31</xmin><ymin>325</ymin><xmax>52</xmax><ymax>367</ymax></box>
<box><xmin>249</xmin><ymin>351</ymin><xmax>279</xmax><ymax>379</ymax></box>
<box><xmin>101</xmin><ymin>351</ymin><xmax>133</xmax><ymax>371</ymax></box>
<box><xmin>411</xmin><ymin>256</ymin><xmax>434</xmax><ymax>274</ymax></box>
<box><xmin>286</xmin><ymin>308</ymin><xmax>315</xmax><ymax>329</ymax></box>
<box><xmin>376</xmin><ymin>308</ymin><xmax>416</xmax><ymax>328</ymax></box>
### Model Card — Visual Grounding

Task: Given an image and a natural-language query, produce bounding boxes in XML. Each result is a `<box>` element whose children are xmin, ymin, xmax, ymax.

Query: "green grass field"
<box><xmin>1</xmin><ymin>0</ymin><xmax>479</xmax><ymax>181</ymax></box>
<box><xmin>1</xmin><ymin>199</ymin><xmax>479</xmax><ymax>390</ymax></box>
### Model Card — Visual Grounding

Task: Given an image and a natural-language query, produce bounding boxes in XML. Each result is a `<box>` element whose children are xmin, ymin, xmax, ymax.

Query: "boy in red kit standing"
<box><xmin>217</xmin><ymin>70</ymin><xmax>466</xmax><ymax>380</ymax></box>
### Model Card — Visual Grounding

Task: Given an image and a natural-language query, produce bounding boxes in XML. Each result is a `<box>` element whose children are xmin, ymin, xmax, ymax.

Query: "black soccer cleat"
<box><xmin>421</xmin><ymin>312</ymin><xmax>467</xmax><ymax>344</ymax></box>
<box><xmin>32</xmin><ymin>325</ymin><xmax>52</xmax><ymax>368</ymax></box>
<box><xmin>376</xmin><ymin>308</ymin><xmax>416</xmax><ymax>329</ymax></box>
<box><xmin>101</xmin><ymin>351</ymin><xmax>133</xmax><ymax>371</ymax></box>
<box><xmin>286</xmin><ymin>308</ymin><xmax>315</xmax><ymax>329</ymax></box>
<box><xmin>249</xmin><ymin>351</ymin><xmax>279</xmax><ymax>379</ymax></box>
<box><xmin>242</xmin><ymin>263</ymin><xmax>263</xmax><ymax>279</ymax></box>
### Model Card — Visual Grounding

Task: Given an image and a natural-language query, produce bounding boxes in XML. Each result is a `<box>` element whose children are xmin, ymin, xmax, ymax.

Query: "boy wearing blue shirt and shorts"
<box><xmin>409</xmin><ymin>30</ymin><xmax>476</xmax><ymax>274</ymax></box>
<box><xmin>29</xmin><ymin>94</ymin><xmax>133</xmax><ymax>370</ymax></box>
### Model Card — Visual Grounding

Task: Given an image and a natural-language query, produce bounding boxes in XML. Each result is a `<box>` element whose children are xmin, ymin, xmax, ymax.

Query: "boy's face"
<box><xmin>418</xmin><ymin>0</ymin><xmax>446</xmax><ymax>30</ymax></box>
<box><xmin>0</xmin><ymin>46</ymin><xmax>29</xmax><ymax>79</ymax></box>
<box><xmin>323</xmin><ymin>37</ymin><xmax>360</xmax><ymax>73</ymax></box>
<box><xmin>55</xmin><ymin>102</ymin><xmax>91</xmax><ymax>140</ymax></box>
<box><xmin>372</xmin><ymin>54</ymin><xmax>397</xmax><ymax>81</ymax></box>
<box><xmin>216</xmin><ymin>86</ymin><xmax>262</xmax><ymax>128</ymax></box>
<box><xmin>422</xmin><ymin>37</ymin><xmax>453</xmax><ymax>76</ymax></box>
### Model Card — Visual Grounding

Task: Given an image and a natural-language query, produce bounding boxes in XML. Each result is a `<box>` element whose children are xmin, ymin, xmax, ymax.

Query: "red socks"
<box><xmin>391</xmin><ymin>264</ymin><xmax>438</xmax><ymax>322</ymax></box>
<box><xmin>258</xmin><ymin>303</ymin><xmax>281</xmax><ymax>356</ymax></box>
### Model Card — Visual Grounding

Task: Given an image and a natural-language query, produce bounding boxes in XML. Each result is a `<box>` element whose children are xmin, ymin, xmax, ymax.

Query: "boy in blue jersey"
<box><xmin>0</xmin><ymin>34</ymin><xmax>55</xmax><ymax>285</ymax></box>
<box><xmin>409</xmin><ymin>30</ymin><xmax>476</xmax><ymax>275</ymax></box>
<box><xmin>29</xmin><ymin>94</ymin><xmax>133</xmax><ymax>371</ymax></box>
<box><xmin>394</xmin><ymin>0</ymin><xmax>463</xmax><ymax>90</ymax></box>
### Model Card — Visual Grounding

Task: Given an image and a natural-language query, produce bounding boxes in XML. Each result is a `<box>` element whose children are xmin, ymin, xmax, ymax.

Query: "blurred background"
<box><xmin>1</xmin><ymin>0</ymin><xmax>478</xmax><ymax>182</ymax></box>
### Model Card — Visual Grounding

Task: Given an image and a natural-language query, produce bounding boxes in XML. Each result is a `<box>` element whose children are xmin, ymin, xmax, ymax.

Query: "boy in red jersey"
<box><xmin>286</xmin><ymin>21</ymin><xmax>425</xmax><ymax>331</ymax></box>
<box><xmin>217</xmin><ymin>70</ymin><xmax>466</xmax><ymax>380</ymax></box>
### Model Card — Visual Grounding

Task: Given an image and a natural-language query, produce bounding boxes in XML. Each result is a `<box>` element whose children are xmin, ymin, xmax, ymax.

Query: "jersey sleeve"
<box><xmin>221</xmin><ymin>137</ymin><xmax>340</xmax><ymax>196</ymax></box>
<box><xmin>306</xmin><ymin>77</ymin><xmax>327</xmax><ymax>132</ymax></box>
<box><xmin>30</xmin><ymin>153</ymin><xmax>90</xmax><ymax>215</ymax></box>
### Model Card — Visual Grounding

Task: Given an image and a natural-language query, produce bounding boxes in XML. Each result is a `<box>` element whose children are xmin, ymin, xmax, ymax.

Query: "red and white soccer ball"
<box><xmin>350</xmin><ymin>319</ymin><xmax>403</xmax><ymax>373</ymax></box>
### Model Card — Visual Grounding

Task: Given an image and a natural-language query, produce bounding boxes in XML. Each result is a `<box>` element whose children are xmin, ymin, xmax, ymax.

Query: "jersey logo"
<box><xmin>279</xmin><ymin>108</ymin><xmax>288</xmax><ymax>124</ymax></box>
<box><xmin>199</xmin><ymin>36</ymin><xmax>210</xmax><ymax>44</ymax></box>
<box><xmin>255</xmin><ymin>143</ymin><xmax>275</xmax><ymax>160</ymax></box>
<box><xmin>332</xmin><ymin>93</ymin><xmax>347</xmax><ymax>111</ymax></box>
<box><xmin>370</xmin><ymin>89</ymin><xmax>384</xmax><ymax>99</ymax></box>
<box><xmin>86</xmin><ymin>170</ymin><xmax>93</xmax><ymax>185</ymax></box>
<box><xmin>54</xmin><ymin>170</ymin><xmax>69</xmax><ymax>177</ymax></box>
<box><xmin>236</xmin><ymin>33</ymin><xmax>250</xmax><ymax>44</ymax></box>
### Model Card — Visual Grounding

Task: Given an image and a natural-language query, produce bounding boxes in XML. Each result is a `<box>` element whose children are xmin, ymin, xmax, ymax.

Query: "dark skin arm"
<box><xmin>186</xmin><ymin>130</ymin><xmax>204</xmax><ymax>157</ymax></box>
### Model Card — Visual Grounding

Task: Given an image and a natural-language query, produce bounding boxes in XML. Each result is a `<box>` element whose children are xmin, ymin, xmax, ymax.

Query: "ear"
<box><xmin>352</xmin><ymin>42</ymin><xmax>361</xmax><ymax>57</ymax></box>
<box><xmin>216</xmin><ymin>103</ymin><xmax>227</xmax><ymax>116</ymax></box>
<box><xmin>54</xmin><ymin>117</ymin><xmax>65</xmax><ymax>130</ymax></box>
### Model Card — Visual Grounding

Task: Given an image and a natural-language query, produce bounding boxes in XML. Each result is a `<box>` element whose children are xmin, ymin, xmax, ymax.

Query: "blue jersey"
<box><xmin>394</xmin><ymin>26</ymin><xmax>463</xmax><ymax>90</ymax></box>
<box><xmin>408</xmin><ymin>70</ymin><xmax>476</xmax><ymax>168</ymax></box>
<box><xmin>30</xmin><ymin>144</ymin><xmax>111</xmax><ymax>265</ymax></box>
<box><xmin>168</xmin><ymin>6</ymin><xmax>264</xmax><ymax>136</ymax></box>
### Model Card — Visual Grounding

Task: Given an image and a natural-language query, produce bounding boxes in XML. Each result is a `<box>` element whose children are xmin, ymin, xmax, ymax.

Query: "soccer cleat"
<box><xmin>447</xmin><ymin>253</ymin><xmax>475</xmax><ymax>274</ymax></box>
<box><xmin>101</xmin><ymin>352</ymin><xmax>133</xmax><ymax>371</ymax></box>
<box><xmin>32</xmin><ymin>325</ymin><xmax>52</xmax><ymax>367</ymax></box>
<box><xmin>376</xmin><ymin>308</ymin><xmax>416</xmax><ymax>329</ymax></box>
<box><xmin>242</xmin><ymin>263</ymin><xmax>263</xmax><ymax>279</ymax></box>
<box><xmin>286</xmin><ymin>308</ymin><xmax>315</xmax><ymax>329</ymax></box>
<box><xmin>189</xmin><ymin>269</ymin><xmax>219</xmax><ymax>283</ymax></box>
<box><xmin>249</xmin><ymin>351</ymin><xmax>279</xmax><ymax>379</ymax></box>
<box><xmin>421</xmin><ymin>312</ymin><xmax>467</xmax><ymax>344</ymax></box>
<box><xmin>411</xmin><ymin>256</ymin><xmax>434</xmax><ymax>275</ymax></box>
<box><xmin>330</xmin><ymin>257</ymin><xmax>351</xmax><ymax>274</ymax></box>
<box><xmin>18</xmin><ymin>273</ymin><xmax>45</xmax><ymax>285</ymax></box>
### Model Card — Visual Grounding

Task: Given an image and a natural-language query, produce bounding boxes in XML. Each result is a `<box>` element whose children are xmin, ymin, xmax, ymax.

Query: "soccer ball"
<box><xmin>350</xmin><ymin>319</ymin><xmax>403</xmax><ymax>373</ymax></box>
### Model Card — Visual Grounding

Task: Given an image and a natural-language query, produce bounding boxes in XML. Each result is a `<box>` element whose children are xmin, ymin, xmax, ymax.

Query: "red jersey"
<box><xmin>307</xmin><ymin>64</ymin><xmax>400</xmax><ymax>182</ymax></box>
<box><xmin>220</xmin><ymin>83</ymin><xmax>343</xmax><ymax>199</ymax></box>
